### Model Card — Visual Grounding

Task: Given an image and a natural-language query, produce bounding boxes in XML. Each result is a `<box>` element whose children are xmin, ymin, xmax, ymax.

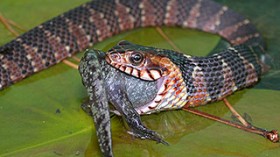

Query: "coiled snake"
<box><xmin>0</xmin><ymin>0</ymin><xmax>278</xmax><ymax>156</ymax></box>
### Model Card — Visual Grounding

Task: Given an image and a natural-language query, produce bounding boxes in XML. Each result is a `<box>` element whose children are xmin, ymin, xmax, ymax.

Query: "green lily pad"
<box><xmin>0</xmin><ymin>0</ymin><xmax>280</xmax><ymax>157</ymax></box>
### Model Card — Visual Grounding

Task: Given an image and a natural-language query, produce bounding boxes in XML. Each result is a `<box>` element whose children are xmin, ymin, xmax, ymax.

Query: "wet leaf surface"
<box><xmin>0</xmin><ymin>0</ymin><xmax>280</xmax><ymax>156</ymax></box>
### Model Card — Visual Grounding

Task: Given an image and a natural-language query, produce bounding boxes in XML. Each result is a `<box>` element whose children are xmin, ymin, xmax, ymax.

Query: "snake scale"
<box><xmin>0</xmin><ymin>0</ymin><xmax>276</xmax><ymax>156</ymax></box>
<box><xmin>0</xmin><ymin>0</ymin><xmax>269</xmax><ymax>90</ymax></box>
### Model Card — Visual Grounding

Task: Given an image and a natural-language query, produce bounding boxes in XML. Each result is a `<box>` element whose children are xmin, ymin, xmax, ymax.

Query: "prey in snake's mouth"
<box><xmin>105</xmin><ymin>41</ymin><xmax>189</xmax><ymax>114</ymax></box>
<box><xmin>80</xmin><ymin>40</ymin><xmax>278</xmax><ymax>157</ymax></box>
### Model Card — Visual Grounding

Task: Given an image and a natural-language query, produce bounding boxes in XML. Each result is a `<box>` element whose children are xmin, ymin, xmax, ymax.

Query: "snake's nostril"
<box><xmin>110</xmin><ymin>53</ymin><xmax>121</xmax><ymax>61</ymax></box>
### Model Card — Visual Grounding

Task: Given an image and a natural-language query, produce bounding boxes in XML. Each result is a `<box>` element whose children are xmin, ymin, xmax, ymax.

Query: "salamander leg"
<box><xmin>106</xmin><ymin>73</ymin><xmax>169</xmax><ymax>146</ymax></box>
<box><xmin>81</xmin><ymin>100</ymin><xmax>93</xmax><ymax>116</ymax></box>
<box><xmin>81</xmin><ymin>100</ymin><xmax>120</xmax><ymax>117</ymax></box>
<box><xmin>123</xmin><ymin>109</ymin><xmax>169</xmax><ymax>146</ymax></box>
<box><xmin>183</xmin><ymin>100</ymin><xmax>279</xmax><ymax>143</ymax></box>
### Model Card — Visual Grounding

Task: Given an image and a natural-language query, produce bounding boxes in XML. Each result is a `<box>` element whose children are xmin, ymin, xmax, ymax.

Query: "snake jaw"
<box><xmin>105</xmin><ymin>48</ymin><xmax>170</xmax><ymax>81</ymax></box>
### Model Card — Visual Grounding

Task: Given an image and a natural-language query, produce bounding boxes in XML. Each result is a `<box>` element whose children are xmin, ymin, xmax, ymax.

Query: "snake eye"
<box><xmin>129</xmin><ymin>52</ymin><xmax>144</xmax><ymax>65</ymax></box>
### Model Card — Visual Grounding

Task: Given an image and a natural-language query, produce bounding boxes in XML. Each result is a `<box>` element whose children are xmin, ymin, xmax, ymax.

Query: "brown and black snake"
<box><xmin>0</xmin><ymin>0</ymin><xmax>277</xmax><ymax>156</ymax></box>
<box><xmin>0</xmin><ymin>0</ymin><xmax>270</xmax><ymax>90</ymax></box>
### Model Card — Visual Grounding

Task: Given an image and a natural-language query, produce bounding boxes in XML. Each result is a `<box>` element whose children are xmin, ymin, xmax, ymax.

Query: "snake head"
<box><xmin>105</xmin><ymin>41</ymin><xmax>174</xmax><ymax>81</ymax></box>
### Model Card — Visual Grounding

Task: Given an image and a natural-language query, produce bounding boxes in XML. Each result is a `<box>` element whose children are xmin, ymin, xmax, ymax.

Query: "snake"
<box><xmin>0</xmin><ymin>0</ymin><xmax>276</xmax><ymax>156</ymax></box>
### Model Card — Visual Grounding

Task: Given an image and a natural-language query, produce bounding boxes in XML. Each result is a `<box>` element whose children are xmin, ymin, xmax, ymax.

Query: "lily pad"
<box><xmin>0</xmin><ymin>0</ymin><xmax>280</xmax><ymax>157</ymax></box>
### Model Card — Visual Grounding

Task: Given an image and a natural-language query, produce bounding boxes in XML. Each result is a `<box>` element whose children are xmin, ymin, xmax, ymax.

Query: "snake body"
<box><xmin>0</xmin><ymin>0</ymin><xmax>268</xmax><ymax>90</ymax></box>
<box><xmin>0</xmin><ymin>0</ymin><xmax>272</xmax><ymax>156</ymax></box>
<box><xmin>105</xmin><ymin>41</ymin><xmax>267</xmax><ymax>114</ymax></box>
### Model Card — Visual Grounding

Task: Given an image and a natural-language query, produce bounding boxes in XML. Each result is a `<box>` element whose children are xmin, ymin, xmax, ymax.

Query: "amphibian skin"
<box><xmin>79</xmin><ymin>48</ymin><xmax>164</xmax><ymax>156</ymax></box>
